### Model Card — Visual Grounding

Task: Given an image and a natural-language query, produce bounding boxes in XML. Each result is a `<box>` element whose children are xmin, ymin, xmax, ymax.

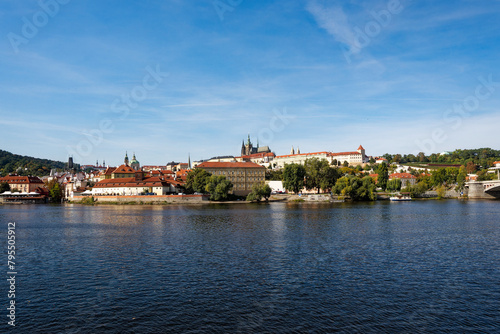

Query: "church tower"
<box><xmin>357</xmin><ymin>145</ymin><xmax>366</xmax><ymax>162</ymax></box>
<box><xmin>291</xmin><ymin>146</ymin><xmax>295</xmax><ymax>155</ymax></box>
<box><xmin>130</xmin><ymin>153</ymin><xmax>140</xmax><ymax>171</ymax></box>
<box><xmin>124</xmin><ymin>152</ymin><xmax>129</xmax><ymax>166</ymax></box>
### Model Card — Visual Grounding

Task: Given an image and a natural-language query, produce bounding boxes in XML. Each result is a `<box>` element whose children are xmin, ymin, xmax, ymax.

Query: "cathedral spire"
<box><xmin>291</xmin><ymin>146</ymin><xmax>295</xmax><ymax>155</ymax></box>
<box><xmin>124</xmin><ymin>152</ymin><xmax>129</xmax><ymax>166</ymax></box>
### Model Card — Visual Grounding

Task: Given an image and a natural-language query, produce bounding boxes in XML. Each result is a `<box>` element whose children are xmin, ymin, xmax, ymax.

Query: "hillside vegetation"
<box><xmin>0</xmin><ymin>150</ymin><xmax>70</xmax><ymax>177</ymax></box>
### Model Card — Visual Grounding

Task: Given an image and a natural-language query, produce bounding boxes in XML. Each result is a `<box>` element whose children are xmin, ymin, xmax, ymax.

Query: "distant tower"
<box><xmin>96</xmin><ymin>160</ymin><xmax>99</xmax><ymax>167</ymax></box>
<box><xmin>241</xmin><ymin>140</ymin><xmax>245</xmax><ymax>156</ymax></box>
<box><xmin>291</xmin><ymin>146</ymin><xmax>295</xmax><ymax>155</ymax></box>
<box><xmin>357</xmin><ymin>145</ymin><xmax>366</xmax><ymax>162</ymax></box>
<box><xmin>297</xmin><ymin>147</ymin><xmax>300</xmax><ymax>154</ymax></box>
<box><xmin>103</xmin><ymin>160</ymin><xmax>106</xmax><ymax>167</ymax></box>
<box><xmin>124</xmin><ymin>152</ymin><xmax>129</xmax><ymax>166</ymax></box>
<box><xmin>246</xmin><ymin>134</ymin><xmax>253</xmax><ymax>155</ymax></box>
<box><xmin>68</xmin><ymin>156</ymin><xmax>74</xmax><ymax>169</ymax></box>
<box><xmin>130</xmin><ymin>153</ymin><xmax>140</xmax><ymax>171</ymax></box>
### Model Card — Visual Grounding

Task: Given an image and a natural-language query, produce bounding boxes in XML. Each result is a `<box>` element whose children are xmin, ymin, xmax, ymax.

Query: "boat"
<box><xmin>390</xmin><ymin>193</ymin><xmax>412</xmax><ymax>201</ymax></box>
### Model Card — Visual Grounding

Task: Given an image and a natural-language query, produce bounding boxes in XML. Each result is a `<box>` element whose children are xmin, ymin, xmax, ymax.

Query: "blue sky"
<box><xmin>1</xmin><ymin>0</ymin><xmax>500</xmax><ymax>166</ymax></box>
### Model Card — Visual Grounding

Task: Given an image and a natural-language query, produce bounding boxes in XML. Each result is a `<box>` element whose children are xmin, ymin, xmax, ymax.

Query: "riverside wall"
<box><xmin>467</xmin><ymin>181</ymin><xmax>500</xmax><ymax>200</ymax></box>
<box><xmin>72</xmin><ymin>194</ymin><xmax>210</xmax><ymax>203</ymax></box>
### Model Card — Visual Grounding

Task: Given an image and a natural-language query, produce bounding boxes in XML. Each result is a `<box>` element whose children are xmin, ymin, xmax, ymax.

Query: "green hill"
<box><xmin>0</xmin><ymin>150</ymin><xmax>72</xmax><ymax>177</ymax></box>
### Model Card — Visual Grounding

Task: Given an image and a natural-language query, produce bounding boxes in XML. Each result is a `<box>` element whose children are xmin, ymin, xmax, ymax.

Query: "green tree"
<box><xmin>436</xmin><ymin>185</ymin><xmax>446</xmax><ymax>199</ymax></box>
<box><xmin>304</xmin><ymin>158</ymin><xmax>338</xmax><ymax>193</ymax></box>
<box><xmin>265</xmin><ymin>169</ymin><xmax>283</xmax><ymax>181</ymax></box>
<box><xmin>456</xmin><ymin>166</ymin><xmax>467</xmax><ymax>192</ymax></box>
<box><xmin>477</xmin><ymin>170</ymin><xmax>495</xmax><ymax>181</ymax></box>
<box><xmin>431</xmin><ymin>168</ymin><xmax>446</xmax><ymax>187</ymax></box>
<box><xmin>376</xmin><ymin>162</ymin><xmax>388</xmax><ymax>190</ymax></box>
<box><xmin>386</xmin><ymin>179</ymin><xmax>402</xmax><ymax>191</ymax></box>
<box><xmin>0</xmin><ymin>182</ymin><xmax>10</xmax><ymax>193</ymax></box>
<box><xmin>48</xmin><ymin>181</ymin><xmax>63</xmax><ymax>202</ymax></box>
<box><xmin>246</xmin><ymin>182</ymin><xmax>272</xmax><ymax>202</ymax></box>
<box><xmin>185</xmin><ymin>169</ymin><xmax>211</xmax><ymax>194</ymax></box>
<box><xmin>332</xmin><ymin>175</ymin><xmax>376</xmax><ymax>201</ymax></box>
<box><xmin>283</xmin><ymin>163</ymin><xmax>306</xmax><ymax>194</ymax></box>
<box><xmin>205</xmin><ymin>175</ymin><xmax>233</xmax><ymax>201</ymax></box>
<box><xmin>445</xmin><ymin>167</ymin><xmax>459</xmax><ymax>184</ymax></box>
<box><xmin>355</xmin><ymin>176</ymin><xmax>377</xmax><ymax>201</ymax></box>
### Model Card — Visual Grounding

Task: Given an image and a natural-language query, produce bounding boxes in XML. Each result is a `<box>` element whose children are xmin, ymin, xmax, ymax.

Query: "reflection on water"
<box><xmin>0</xmin><ymin>201</ymin><xmax>499</xmax><ymax>333</ymax></box>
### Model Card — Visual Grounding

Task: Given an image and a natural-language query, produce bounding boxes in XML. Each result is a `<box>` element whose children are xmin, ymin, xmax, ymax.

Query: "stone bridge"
<box><xmin>466</xmin><ymin>180</ymin><xmax>500</xmax><ymax>199</ymax></box>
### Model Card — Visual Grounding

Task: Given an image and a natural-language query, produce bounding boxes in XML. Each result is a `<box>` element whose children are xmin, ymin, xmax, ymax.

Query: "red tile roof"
<box><xmin>112</xmin><ymin>164</ymin><xmax>135</xmax><ymax>174</ymax></box>
<box><xmin>275</xmin><ymin>151</ymin><xmax>330</xmax><ymax>159</ymax></box>
<box><xmin>104</xmin><ymin>167</ymin><xmax>116</xmax><ymax>175</ymax></box>
<box><xmin>389</xmin><ymin>173</ymin><xmax>416</xmax><ymax>179</ymax></box>
<box><xmin>196</xmin><ymin>161</ymin><xmax>265</xmax><ymax>169</ymax></box>
<box><xmin>237</xmin><ymin>152</ymin><xmax>276</xmax><ymax>159</ymax></box>
<box><xmin>93</xmin><ymin>177</ymin><xmax>174</xmax><ymax>188</ymax></box>
<box><xmin>358</xmin><ymin>145</ymin><xmax>365</xmax><ymax>150</ymax></box>
<box><xmin>328</xmin><ymin>151</ymin><xmax>361</xmax><ymax>157</ymax></box>
<box><xmin>0</xmin><ymin>176</ymin><xmax>44</xmax><ymax>184</ymax></box>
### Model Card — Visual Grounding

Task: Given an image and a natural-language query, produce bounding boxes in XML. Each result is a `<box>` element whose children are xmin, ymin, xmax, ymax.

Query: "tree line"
<box><xmin>0</xmin><ymin>150</ymin><xmax>72</xmax><ymax>177</ymax></box>
<box><xmin>278</xmin><ymin>157</ymin><xmax>494</xmax><ymax>200</ymax></box>
<box><xmin>184</xmin><ymin>169</ymin><xmax>271</xmax><ymax>202</ymax></box>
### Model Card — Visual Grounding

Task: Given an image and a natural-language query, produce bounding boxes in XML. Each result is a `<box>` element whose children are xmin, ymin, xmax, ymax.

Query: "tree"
<box><xmin>332</xmin><ymin>175</ymin><xmax>376</xmax><ymax>201</ymax></box>
<box><xmin>185</xmin><ymin>169</ymin><xmax>211</xmax><ymax>194</ymax></box>
<box><xmin>418</xmin><ymin>152</ymin><xmax>428</xmax><ymax>162</ymax></box>
<box><xmin>386</xmin><ymin>179</ymin><xmax>402</xmax><ymax>191</ymax></box>
<box><xmin>0</xmin><ymin>182</ymin><xmax>10</xmax><ymax>193</ymax></box>
<box><xmin>466</xmin><ymin>161</ymin><xmax>477</xmax><ymax>174</ymax></box>
<box><xmin>283</xmin><ymin>163</ymin><xmax>306</xmax><ymax>194</ymax></box>
<box><xmin>205</xmin><ymin>175</ymin><xmax>233</xmax><ymax>201</ymax></box>
<box><xmin>376</xmin><ymin>162</ymin><xmax>388</xmax><ymax>190</ymax></box>
<box><xmin>355</xmin><ymin>176</ymin><xmax>377</xmax><ymax>201</ymax></box>
<box><xmin>246</xmin><ymin>182</ymin><xmax>272</xmax><ymax>202</ymax></box>
<box><xmin>444</xmin><ymin>167</ymin><xmax>459</xmax><ymax>184</ymax></box>
<box><xmin>48</xmin><ymin>181</ymin><xmax>63</xmax><ymax>202</ymax></box>
<box><xmin>265</xmin><ymin>169</ymin><xmax>283</xmax><ymax>181</ymax></box>
<box><xmin>456</xmin><ymin>166</ymin><xmax>467</xmax><ymax>192</ymax></box>
<box><xmin>304</xmin><ymin>158</ymin><xmax>338</xmax><ymax>193</ymax></box>
<box><xmin>431</xmin><ymin>168</ymin><xmax>446</xmax><ymax>187</ymax></box>
<box><xmin>477</xmin><ymin>170</ymin><xmax>495</xmax><ymax>181</ymax></box>
<box><xmin>320</xmin><ymin>165</ymin><xmax>339</xmax><ymax>192</ymax></box>
<box><xmin>436</xmin><ymin>185</ymin><xmax>446</xmax><ymax>199</ymax></box>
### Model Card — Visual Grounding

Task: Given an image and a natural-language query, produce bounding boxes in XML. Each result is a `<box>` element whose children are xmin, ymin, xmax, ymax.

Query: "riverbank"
<box><xmin>65</xmin><ymin>192</ymin><xmax>479</xmax><ymax>206</ymax></box>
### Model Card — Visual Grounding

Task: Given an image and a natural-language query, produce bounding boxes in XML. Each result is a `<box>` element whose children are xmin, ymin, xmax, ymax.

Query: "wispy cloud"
<box><xmin>306</xmin><ymin>1</ymin><xmax>358</xmax><ymax>52</ymax></box>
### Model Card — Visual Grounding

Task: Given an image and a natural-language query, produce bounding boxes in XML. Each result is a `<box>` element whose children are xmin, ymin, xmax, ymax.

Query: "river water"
<box><xmin>0</xmin><ymin>200</ymin><xmax>499</xmax><ymax>333</ymax></box>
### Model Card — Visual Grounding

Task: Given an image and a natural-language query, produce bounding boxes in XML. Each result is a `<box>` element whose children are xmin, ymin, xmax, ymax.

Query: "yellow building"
<box><xmin>0</xmin><ymin>175</ymin><xmax>45</xmax><ymax>193</ymax></box>
<box><xmin>196</xmin><ymin>161</ymin><xmax>266</xmax><ymax>196</ymax></box>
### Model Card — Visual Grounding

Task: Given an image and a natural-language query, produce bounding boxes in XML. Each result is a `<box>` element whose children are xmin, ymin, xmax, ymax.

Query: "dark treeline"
<box><xmin>0</xmin><ymin>150</ymin><xmax>72</xmax><ymax>177</ymax></box>
<box><xmin>381</xmin><ymin>148</ymin><xmax>500</xmax><ymax>167</ymax></box>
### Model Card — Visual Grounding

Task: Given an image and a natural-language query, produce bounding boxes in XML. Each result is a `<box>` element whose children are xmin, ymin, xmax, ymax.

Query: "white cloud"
<box><xmin>306</xmin><ymin>1</ymin><xmax>359</xmax><ymax>52</ymax></box>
